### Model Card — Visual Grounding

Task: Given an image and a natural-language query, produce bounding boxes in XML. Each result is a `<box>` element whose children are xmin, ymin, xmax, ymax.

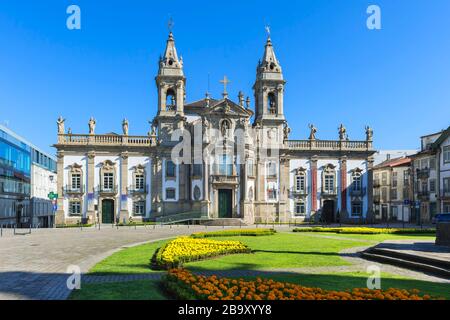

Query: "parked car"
<box><xmin>432</xmin><ymin>213</ymin><xmax>450</xmax><ymax>224</ymax></box>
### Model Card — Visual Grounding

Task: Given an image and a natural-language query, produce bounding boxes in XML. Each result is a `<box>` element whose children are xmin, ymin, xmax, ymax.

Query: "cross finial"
<box><xmin>220</xmin><ymin>75</ymin><xmax>231</xmax><ymax>98</ymax></box>
<box><xmin>168</xmin><ymin>16</ymin><xmax>174</xmax><ymax>32</ymax></box>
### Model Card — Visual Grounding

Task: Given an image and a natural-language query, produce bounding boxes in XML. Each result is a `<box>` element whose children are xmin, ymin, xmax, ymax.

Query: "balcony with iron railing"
<box><xmin>417</xmin><ymin>190</ymin><xmax>430</xmax><ymax>201</ymax></box>
<box><xmin>127</xmin><ymin>184</ymin><xmax>148</xmax><ymax>195</ymax></box>
<box><xmin>416</xmin><ymin>168</ymin><xmax>430</xmax><ymax>180</ymax></box>
<box><xmin>288</xmin><ymin>139</ymin><xmax>372</xmax><ymax>151</ymax></box>
<box><xmin>350</xmin><ymin>186</ymin><xmax>366</xmax><ymax>197</ymax></box>
<box><xmin>64</xmin><ymin>185</ymin><xmax>85</xmax><ymax>195</ymax></box>
<box><xmin>292</xmin><ymin>187</ymin><xmax>309</xmax><ymax>197</ymax></box>
<box><xmin>373</xmin><ymin>195</ymin><xmax>381</xmax><ymax>203</ymax></box>
<box><xmin>98</xmin><ymin>184</ymin><xmax>118</xmax><ymax>195</ymax></box>
<box><xmin>321</xmin><ymin>188</ymin><xmax>338</xmax><ymax>197</ymax></box>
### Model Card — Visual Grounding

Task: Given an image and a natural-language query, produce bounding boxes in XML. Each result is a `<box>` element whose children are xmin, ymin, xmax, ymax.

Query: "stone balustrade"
<box><xmin>288</xmin><ymin>139</ymin><xmax>372</xmax><ymax>151</ymax></box>
<box><xmin>57</xmin><ymin>134</ymin><xmax>156</xmax><ymax>147</ymax></box>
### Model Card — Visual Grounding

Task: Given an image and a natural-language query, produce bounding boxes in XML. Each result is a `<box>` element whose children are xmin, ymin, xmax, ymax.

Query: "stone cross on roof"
<box><xmin>220</xmin><ymin>75</ymin><xmax>231</xmax><ymax>98</ymax></box>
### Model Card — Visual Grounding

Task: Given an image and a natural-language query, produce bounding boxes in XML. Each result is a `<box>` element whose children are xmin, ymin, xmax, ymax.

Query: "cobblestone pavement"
<box><xmin>0</xmin><ymin>224</ymin><xmax>267</xmax><ymax>300</ymax></box>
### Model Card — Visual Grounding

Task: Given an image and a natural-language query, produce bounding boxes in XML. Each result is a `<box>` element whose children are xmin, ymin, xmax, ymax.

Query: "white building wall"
<box><xmin>63</xmin><ymin>155</ymin><xmax>87</xmax><ymax>218</ymax></box>
<box><xmin>126</xmin><ymin>156</ymin><xmax>152</xmax><ymax>217</ymax></box>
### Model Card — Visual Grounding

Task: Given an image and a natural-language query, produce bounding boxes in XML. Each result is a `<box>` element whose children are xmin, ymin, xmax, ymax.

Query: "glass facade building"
<box><xmin>0</xmin><ymin>125</ymin><xmax>56</xmax><ymax>227</ymax></box>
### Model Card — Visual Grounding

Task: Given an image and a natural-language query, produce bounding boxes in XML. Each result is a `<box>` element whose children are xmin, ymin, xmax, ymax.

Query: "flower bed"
<box><xmin>191</xmin><ymin>229</ymin><xmax>276</xmax><ymax>238</ymax></box>
<box><xmin>151</xmin><ymin>237</ymin><xmax>251</xmax><ymax>269</ymax></box>
<box><xmin>165</xmin><ymin>268</ymin><xmax>437</xmax><ymax>300</ymax></box>
<box><xmin>293</xmin><ymin>227</ymin><xmax>435</xmax><ymax>235</ymax></box>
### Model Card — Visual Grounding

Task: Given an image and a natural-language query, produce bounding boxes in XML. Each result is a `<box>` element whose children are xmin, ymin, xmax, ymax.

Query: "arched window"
<box><xmin>352</xmin><ymin>171</ymin><xmax>362</xmax><ymax>191</ymax></box>
<box><xmin>166</xmin><ymin>88</ymin><xmax>176</xmax><ymax>111</ymax></box>
<box><xmin>268</xmin><ymin>92</ymin><xmax>277</xmax><ymax>114</ymax></box>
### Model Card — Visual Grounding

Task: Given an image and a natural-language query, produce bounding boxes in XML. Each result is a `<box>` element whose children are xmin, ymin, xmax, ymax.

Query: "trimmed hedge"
<box><xmin>191</xmin><ymin>228</ymin><xmax>276</xmax><ymax>238</ymax></box>
<box><xmin>292</xmin><ymin>227</ymin><xmax>435</xmax><ymax>235</ymax></box>
<box><xmin>55</xmin><ymin>223</ymin><xmax>94</xmax><ymax>228</ymax></box>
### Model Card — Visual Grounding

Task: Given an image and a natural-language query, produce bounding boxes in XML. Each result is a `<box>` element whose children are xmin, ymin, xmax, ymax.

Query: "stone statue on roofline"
<box><xmin>338</xmin><ymin>124</ymin><xmax>347</xmax><ymax>141</ymax></box>
<box><xmin>122</xmin><ymin>118</ymin><xmax>129</xmax><ymax>136</ymax></box>
<box><xmin>365</xmin><ymin>125</ymin><xmax>373</xmax><ymax>141</ymax></box>
<box><xmin>57</xmin><ymin>116</ymin><xmax>65</xmax><ymax>134</ymax></box>
<box><xmin>88</xmin><ymin>117</ymin><xmax>96</xmax><ymax>135</ymax></box>
<box><xmin>308</xmin><ymin>124</ymin><xmax>317</xmax><ymax>140</ymax></box>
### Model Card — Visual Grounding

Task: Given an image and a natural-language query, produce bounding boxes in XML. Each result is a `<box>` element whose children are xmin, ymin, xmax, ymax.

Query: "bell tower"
<box><xmin>154</xmin><ymin>31</ymin><xmax>186</xmax><ymax>145</ymax></box>
<box><xmin>156</xmin><ymin>32</ymin><xmax>185</xmax><ymax>116</ymax></box>
<box><xmin>253</xmin><ymin>35</ymin><xmax>286</xmax><ymax>124</ymax></box>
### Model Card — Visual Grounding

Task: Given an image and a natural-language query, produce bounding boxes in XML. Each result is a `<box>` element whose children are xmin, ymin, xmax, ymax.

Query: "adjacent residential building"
<box><xmin>0</xmin><ymin>124</ymin><xmax>57</xmax><ymax>227</ymax></box>
<box><xmin>53</xmin><ymin>32</ymin><xmax>376</xmax><ymax>225</ymax></box>
<box><xmin>432</xmin><ymin>127</ymin><xmax>450</xmax><ymax>213</ymax></box>
<box><xmin>410</xmin><ymin>131</ymin><xmax>441</xmax><ymax>223</ymax></box>
<box><xmin>372</xmin><ymin>157</ymin><xmax>412</xmax><ymax>222</ymax></box>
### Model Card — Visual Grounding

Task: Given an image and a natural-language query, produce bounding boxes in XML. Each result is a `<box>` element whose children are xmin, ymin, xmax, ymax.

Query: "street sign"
<box><xmin>48</xmin><ymin>192</ymin><xmax>58</xmax><ymax>200</ymax></box>
<box><xmin>403</xmin><ymin>199</ymin><xmax>410</xmax><ymax>205</ymax></box>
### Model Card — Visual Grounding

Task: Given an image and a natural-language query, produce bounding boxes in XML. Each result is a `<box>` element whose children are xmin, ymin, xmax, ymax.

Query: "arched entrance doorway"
<box><xmin>101</xmin><ymin>199</ymin><xmax>115</xmax><ymax>224</ymax></box>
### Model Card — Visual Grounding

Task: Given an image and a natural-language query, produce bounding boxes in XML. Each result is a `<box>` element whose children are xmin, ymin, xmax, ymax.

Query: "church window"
<box><xmin>351</xmin><ymin>202</ymin><xmax>362</xmax><ymax>217</ymax></box>
<box><xmin>193</xmin><ymin>164</ymin><xmax>202</xmax><ymax>177</ymax></box>
<box><xmin>71</xmin><ymin>173</ymin><xmax>81</xmax><ymax>191</ymax></box>
<box><xmin>267</xmin><ymin>186</ymin><xmax>277</xmax><ymax>200</ymax></box>
<box><xmin>166</xmin><ymin>160</ymin><xmax>176</xmax><ymax>178</ymax></box>
<box><xmin>103</xmin><ymin>173</ymin><xmax>114</xmax><ymax>191</ymax></box>
<box><xmin>294</xmin><ymin>202</ymin><xmax>306</xmax><ymax>216</ymax></box>
<box><xmin>295</xmin><ymin>173</ymin><xmax>306</xmax><ymax>193</ymax></box>
<box><xmin>133</xmin><ymin>201</ymin><xmax>145</xmax><ymax>216</ymax></box>
<box><xmin>166</xmin><ymin>188</ymin><xmax>176</xmax><ymax>200</ymax></box>
<box><xmin>219</xmin><ymin>154</ymin><xmax>233</xmax><ymax>176</ymax></box>
<box><xmin>324</xmin><ymin>174</ymin><xmax>335</xmax><ymax>194</ymax></box>
<box><xmin>69</xmin><ymin>200</ymin><xmax>81</xmax><ymax>216</ymax></box>
<box><xmin>352</xmin><ymin>172</ymin><xmax>362</xmax><ymax>191</ymax></box>
<box><xmin>135</xmin><ymin>174</ymin><xmax>145</xmax><ymax>191</ymax></box>
<box><xmin>266</xmin><ymin>161</ymin><xmax>277</xmax><ymax>178</ymax></box>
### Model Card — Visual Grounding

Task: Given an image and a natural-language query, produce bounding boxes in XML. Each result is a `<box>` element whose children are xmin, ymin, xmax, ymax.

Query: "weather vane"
<box><xmin>168</xmin><ymin>16</ymin><xmax>174</xmax><ymax>32</ymax></box>
<box><xmin>265</xmin><ymin>25</ymin><xmax>271</xmax><ymax>37</ymax></box>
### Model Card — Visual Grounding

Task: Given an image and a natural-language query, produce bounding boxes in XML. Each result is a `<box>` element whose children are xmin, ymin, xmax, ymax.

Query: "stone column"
<box><xmin>119</xmin><ymin>152</ymin><xmax>129</xmax><ymax>223</ymax></box>
<box><xmin>310</xmin><ymin>156</ymin><xmax>318</xmax><ymax>214</ymax></box>
<box><xmin>277</xmin><ymin>85</ymin><xmax>284</xmax><ymax>115</ymax></box>
<box><xmin>151</xmin><ymin>155</ymin><xmax>162</xmax><ymax>217</ymax></box>
<box><xmin>340</xmin><ymin>156</ymin><xmax>348</xmax><ymax>219</ymax></box>
<box><xmin>86</xmin><ymin>151</ymin><xmax>96</xmax><ymax>223</ymax></box>
<box><xmin>55</xmin><ymin>150</ymin><xmax>65</xmax><ymax>226</ymax></box>
<box><xmin>366</xmin><ymin>156</ymin><xmax>375</xmax><ymax>223</ymax></box>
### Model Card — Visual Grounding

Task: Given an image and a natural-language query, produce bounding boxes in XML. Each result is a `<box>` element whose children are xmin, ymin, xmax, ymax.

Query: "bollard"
<box><xmin>1</xmin><ymin>224</ymin><xmax>2</xmax><ymax>237</ymax></box>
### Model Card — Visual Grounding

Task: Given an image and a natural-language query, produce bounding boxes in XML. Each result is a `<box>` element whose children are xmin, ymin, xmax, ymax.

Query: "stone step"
<box><xmin>361</xmin><ymin>251</ymin><xmax>450</xmax><ymax>279</ymax></box>
<box><xmin>369</xmin><ymin>247</ymin><xmax>450</xmax><ymax>270</ymax></box>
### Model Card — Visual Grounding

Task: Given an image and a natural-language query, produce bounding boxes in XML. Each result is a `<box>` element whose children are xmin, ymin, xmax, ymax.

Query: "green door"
<box><xmin>102</xmin><ymin>199</ymin><xmax>114</xmax><ymax>224</ymax></box>
<box><xmin>218</xmin><ymin>189</ymin><xmax>232</xmax><ymax>218</ymax></box>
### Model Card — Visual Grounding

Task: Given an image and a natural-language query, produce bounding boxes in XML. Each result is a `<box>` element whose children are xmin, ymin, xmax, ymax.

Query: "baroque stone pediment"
<box><xmin>205</xmin><ymin>99</ymin><xmax>253</xmax><ymax>117</ymax></box>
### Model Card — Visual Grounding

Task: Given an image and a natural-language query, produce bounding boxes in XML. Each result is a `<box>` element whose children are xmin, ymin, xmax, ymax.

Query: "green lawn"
<box><xmin>88</xmin><ymin>239</ymin><xmax>169</xmax><ymax>275</ymax></box>
<box><xmin>73</xmin><ymin>231</ymin><xmax>449</xmax><ymax>300</ymax></box>
<box><xmin>185</xmin><ymin>232</ymin><xmax>369</xmax><ymax>271</ymax></box>
<box><xmin>70</xmin><ymin>280</ymin><xmax>167</xmax><ymax>300</ymax></box>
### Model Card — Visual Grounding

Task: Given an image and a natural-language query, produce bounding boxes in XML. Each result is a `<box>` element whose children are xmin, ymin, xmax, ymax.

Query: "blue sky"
<box><xmin>0</xmin><ymin>0</ymin><xmax>449</xmax><ymax>155</ymax></box>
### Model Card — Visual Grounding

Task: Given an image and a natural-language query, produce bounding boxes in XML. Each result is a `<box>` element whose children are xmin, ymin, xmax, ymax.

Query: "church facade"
<box><xmin>54</xmin><ymin>32</ymin><xmax>376</xmax><ymax>225</ymax></box>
